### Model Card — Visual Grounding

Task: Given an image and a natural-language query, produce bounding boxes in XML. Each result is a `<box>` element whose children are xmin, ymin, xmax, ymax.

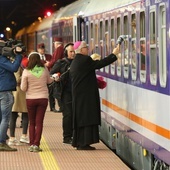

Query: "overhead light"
<box><xmin>6</xmin><ymin>27</ymin><xmax>11</xmax><ymax>32</ymax></box>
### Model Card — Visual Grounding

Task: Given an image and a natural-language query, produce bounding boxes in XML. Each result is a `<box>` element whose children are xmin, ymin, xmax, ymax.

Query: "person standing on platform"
<box><xmin>0</xmin><ymin>45</ymin><xmax>22</xmax><ymax>152</ymax></box>
<box><xmin>8</xmin><ymin>55</ymin><xmax>29</xmax><ymax>146</ymax></box>
<box><xmin>21</xmin><ymin>52</ymin><xmax>53</xmax><ymax>152</ymax></box>
<box><xmin>50</xmin><ymin>43</ymin><xmax>75</xmax><ymax>144</ymax></box>
<box><xmin>70</xmin><ymin>41</ymin><xmax>120</xmax><ymax>150</ymax></box>
<box><xmin>45</xmin><ymin>37</ymin><xmax>64</xmax><ymax>112</ymax></box>
<box><xmin>37</xmin><ymin>43</ymin><xmax>57</xmax><ymax>113</ymax></box>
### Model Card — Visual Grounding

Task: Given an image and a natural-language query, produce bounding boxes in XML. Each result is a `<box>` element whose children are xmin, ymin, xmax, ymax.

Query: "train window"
<box><xmin>123</xmin><ymin>15</ymin><xmax>129</xmax><ymax>78</ymax></box>
<box><xmin>81</xmin><ymin>22</ymin><xmax>85</xmax><ymax>41</ymax></box>
<box><xmin>85</xmin><ymin>23</ymin><xmax>89</xmax><ymax>43</ymax></box>
<box><xmin>131</xmin><ymin>14</ymin><xmax>137</xmax><ymax>80</ymax></box>
<box><xmin>100</xmin><ymin>21</ymin><xmax>103</xmax><ymax>40</ymax></box>
<box><xmin>100</xmin><ymin>20</ymin><xmax>104</xmax><ymax>72</ymax></box>
<box><xmin>140</xmin><ymin>40</ymin><xmax>146</xmax><ymax>70</ymax></box>
<box><xmin>116</xmin><ymin>16</ymin><xmax>121</xmax><ymax>77</ymax></box>
<box><xmin>68</xmin><ymin>20</ymin><xmax>73</xmax><ymax>42</ymax></box>
<box><xmin>149</xmin><ymin>8</ymin><xmax>157</xmax><ymax>85</ymax></box>
<box><xmin>95</xmin><ymin>22</ymin><xmax>98</xmax><ymax>45</ymax></box>
<box><xmin>37</xmin><ymin>32</ymin><xmax>50</xmax><ymax>53</ymax></box>
<box><xmin>90</xmin><ymin>39</ymin><xmax>95</xmax><ymax>55</ymax></box>
<box><xmin>104</xmin><ymin>19</ymin><xmax>109</xmax><ymax>56</ymax></box>
<box><xmin>140</xmin><ymin>12</ymin><xmax>145</xmax><ymax>38</ymax></box>
<box><xmin>111</xmin><ymin>18</ymin><xmax>114</xmax><ymax>39</ymax></box>
<box><xmin>117</xmin><ymin>17</ymin><xmax>121</xmax><ymax>37</ymax></box>
<box><xmin>94</xmin><ymin>21</ymin><xmax>99</xmax><ymax>54</ymax></box>
<box><xmin>74</xmin><ymin>26</ymin><xmax>77</xmax><ymax>42</ymax></box>
<box><xmin>159</xmin><ymin>4</ymin><xmax>167</xmax><ymax>87</ymax></box>
<box><xmin>139</xmin><ymin>11</ymin><xmax>146</xmax><ymax>83</ymax></box>
<box><xmin>105</xmin><ymin>20</ymin><xmax>108</xmax><ymax>32</ymax></box>
<box><xmin>131</xmin><ymin>14</ymin><xmax>136</xmax><ymax>38</ymax></box>
<box><xmin>91</xmin><ymin>22</ymin><xmax>94</xmax><ymax>39</ymax></box>
<box><xmin>111</xmin><ymin>18</ymin><xmax>115</xmax><ymax>75</ymax></box>
<box><xmin>105</xmin><ymin>32</ymin><xmax>109</xmax><ymax>73</ymax></box>
<box><xmin>90</xmin><ymin>22</ymin><xmax>94</xmax><ymax>54</ymax></box>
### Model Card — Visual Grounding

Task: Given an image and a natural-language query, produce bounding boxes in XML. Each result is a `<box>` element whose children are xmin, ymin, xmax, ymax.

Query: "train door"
<box><xmin>116</xmin><ymin>15</ymin><xmax>122</xmax><ymax>77</ymax></box>
<box><xmin>110</xmin><ymin>16</ymin><xmax>116</xmax><ymax>76</ymax></box>
<box><xmin>131</xmin><ymin>13</ymin><xmax>137</xmax><ymax>80</ymax></box>
<box><xmin>158</xmin><ymin>3</ymin><xmax>167</xmax><ymax>88</ymax></box>
<box><xmin>139</xmin><ymin>10</ymin><xmax>146</xmax><ymax>83</ymax></box>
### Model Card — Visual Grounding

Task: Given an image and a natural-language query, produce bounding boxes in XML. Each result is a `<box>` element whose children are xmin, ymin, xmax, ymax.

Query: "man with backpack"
<box><xmin>50</xmin><ymin>43</ymin><xmax>75</xmax><ymax>144</ymax></box>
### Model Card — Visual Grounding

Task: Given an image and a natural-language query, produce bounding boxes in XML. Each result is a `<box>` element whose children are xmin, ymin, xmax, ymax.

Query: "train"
<box><xmin>15</xmin><ymin>0</ymin><xmax>170</xmax><ymax>169</ymax></box>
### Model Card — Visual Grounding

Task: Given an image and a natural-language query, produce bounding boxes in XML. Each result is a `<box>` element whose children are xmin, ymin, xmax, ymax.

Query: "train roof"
<box><xmin>52</xmin><ymin>0</ymin><xmax>140</xmax><ymax>22</ymax></box>
<box><xmin>16</xmin><ymin>21</ymin><xmax>41</xmax><ymax>37</ymax></box>
<box><xmin>83</xmin><ymin>0</ymin><xmax>140</xmax><ymax>16</ymax></box>
<box><xmin>52</xmin><ymin>0</ymin><xmax>90</xmax><ymax>22</ymax></box>
<box><xmin>36</xmin><ymin>14</ymin><xmax>54</xmax><ymax>31</ymax></box>
<box><xmin>15</xmin><ymin>0</ymin><xmax>140</xmax><ymax>37</ymax></box>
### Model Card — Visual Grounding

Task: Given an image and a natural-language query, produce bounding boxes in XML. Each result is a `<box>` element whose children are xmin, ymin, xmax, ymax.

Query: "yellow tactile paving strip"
<box><xmin>0</xmin><ymin>109</ymin><xmax>131</xmax><ymax>170</ymax></box>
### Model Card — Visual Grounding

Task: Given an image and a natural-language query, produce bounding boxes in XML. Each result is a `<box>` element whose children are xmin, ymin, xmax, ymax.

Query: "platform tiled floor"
<box><xmin>0</xmin><ymin>109</ymin><xmax>131</xmax><ymax>170</ymax></box>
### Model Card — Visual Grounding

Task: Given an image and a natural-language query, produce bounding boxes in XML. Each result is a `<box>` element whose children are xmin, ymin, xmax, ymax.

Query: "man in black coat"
<box><xmin>50</xmin><ymin>43</ymin><xmax>75</xmax><ymax>144</ymax></box>
<box><xmin>70</xmin><ymin>41</ymin><xmax>120</xmax><ymax>150</ymax></box>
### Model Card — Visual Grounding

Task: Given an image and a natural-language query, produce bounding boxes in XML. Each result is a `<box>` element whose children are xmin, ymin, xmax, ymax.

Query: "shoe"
<box><xmin>50</xmin><ymin>108</ymin><xmax>58</xmax><ymax>113</ymax></box>
<box><xmin>28</xmin><ymin>145</ymin><xmax>34</xmax><ymax>152</ymax></box>
<box><xmin>20</xmin><ymin>136</ymin><xmax>29</xmax><ymax>144</ymax></box>
<box><xmin>57</xmin><ymin>109</ymin><xmax>63</xmax><ymax>112</ymax></box>
<box><xmin>0</xmin><ymin>143</ymin><xmax>17</xmax><ymax>151</ymax></box>
<box><xmin>63</xmin><ymin>138</ymin><xmax>72</xmax><ymax>144</ymax></box>
<box><xmin>8</xmin><ymin>138</ymin><xmax>21</xmax><ymax>146</ymax></box>
<box><xmin>77</xmin><ymin>145</ymin><xmax>96</xmax><ymax>150</ymax></box>
<box><xmin>6</xmin><ymin>135</ymin><xmax>9</xmax><ymax>140</ymax></box>
<box><xmin>20</xmin><ymin>121</ymin><xmax>22</xmax><ymax>128</ymax></box>
<box><xmin>33</xmin><ymin>145</ymin><xmax>42</xmax><ymax>152</ymax></box>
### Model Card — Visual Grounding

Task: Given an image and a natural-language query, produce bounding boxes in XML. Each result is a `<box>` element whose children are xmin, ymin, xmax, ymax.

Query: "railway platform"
<box><xmin>1</xmin><ymin>108</ymin><xmax>131</xmax><ymax>170</ymax></box>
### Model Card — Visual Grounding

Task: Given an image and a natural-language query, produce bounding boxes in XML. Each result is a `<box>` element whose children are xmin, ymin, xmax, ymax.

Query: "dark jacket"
<box><xmin>50</xmin><ymin>57</ymin><xmax>72</xmax><ymax>99</ymax></box>
<box><xmin>0</xmin><ymin>55</ymin><xmax>22</xmax><ymax>92</ymax></box>
<box><xmin>48</xmin><ymin>45</ymin><xmax>64</xmax><ymax>69</ymax></box>
<box><xmin>70</xmin><ymin>53</ymin><xmax>117</xmax><ymax>128</ymax></box>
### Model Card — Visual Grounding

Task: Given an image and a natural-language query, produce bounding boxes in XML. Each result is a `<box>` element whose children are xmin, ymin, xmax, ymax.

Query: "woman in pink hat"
<box><xmin>70</xmin><ymin>41</ymin><xmax>120</xmax><ymax>150</ymax></box>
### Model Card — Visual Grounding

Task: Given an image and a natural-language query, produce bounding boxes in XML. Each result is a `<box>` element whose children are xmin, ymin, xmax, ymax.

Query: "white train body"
<box><xmin>16</xmin><ymin>0</ymin><xmax>170</xmax><ymax>169</ymax></box>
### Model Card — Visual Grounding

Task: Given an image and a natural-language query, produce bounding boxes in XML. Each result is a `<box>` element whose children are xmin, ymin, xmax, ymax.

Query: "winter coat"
<box><xmin>48</xmin><ymin>45</ymin><xmax>64</xmax><ymax>69</ymax></box>
<box><xmin>0</xmin><ymin>55</ymin><xmax>22</xmax><ymax>92</ymax></box>
<box><xmin>12</xmin><ymin>66</ymin><xmax>27</xmax><ymax>112</ymax></box>
<box><xmin>50</xmin><ymin>57</ymin><xmax>72</xmax><ymax>98</ymax></box>
<box><xmin>70</xmin><ymin>53</ymin><xmax>117</xmax><ymax>128</ymax></box>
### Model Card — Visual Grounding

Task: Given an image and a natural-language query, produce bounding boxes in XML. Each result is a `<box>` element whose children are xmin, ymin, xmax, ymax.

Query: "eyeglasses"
<box><xmin>81</xmin><ymin>46</ymin><xmax>88</xmax><ymax>49</ymax></box>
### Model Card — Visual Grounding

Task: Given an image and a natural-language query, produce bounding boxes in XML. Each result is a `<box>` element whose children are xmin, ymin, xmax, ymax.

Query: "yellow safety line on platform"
<box><xmin>39</xmin><ymin>136</ymin><xmax>60</xmax><ymax>170</ymax></box>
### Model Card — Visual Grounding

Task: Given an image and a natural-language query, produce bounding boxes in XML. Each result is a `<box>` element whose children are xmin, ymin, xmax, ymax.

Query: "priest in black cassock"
<box><xmin>70</xmin><ymin>41</ymin><xmax>120</xmax><ymax>150</ymax></box>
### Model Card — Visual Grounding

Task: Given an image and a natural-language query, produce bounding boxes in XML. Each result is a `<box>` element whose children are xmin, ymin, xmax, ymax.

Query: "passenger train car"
<box><xmin>16</xmin><ymin>0</ymin><xmax>170</xmax><ymax>169</ymax></box>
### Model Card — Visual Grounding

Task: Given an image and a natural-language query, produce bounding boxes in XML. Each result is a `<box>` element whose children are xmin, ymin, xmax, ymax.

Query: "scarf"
<box><xmin>29</xmin><ymin>65</ymin><xmax>44</xmax><ymax>78</ymax></box>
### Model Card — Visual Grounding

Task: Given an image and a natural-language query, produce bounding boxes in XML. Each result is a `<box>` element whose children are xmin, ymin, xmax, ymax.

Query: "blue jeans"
<box><xmin>0</xmin><ymin>91</ymin><xmax>14</xmax><ymax>143</ymax></box>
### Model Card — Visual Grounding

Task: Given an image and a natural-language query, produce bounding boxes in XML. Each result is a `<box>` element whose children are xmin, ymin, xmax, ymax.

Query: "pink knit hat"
<box><xmin>74</xmin><ymin>41</ymin><xmax>87</xmax><ymax>52</ymax></box>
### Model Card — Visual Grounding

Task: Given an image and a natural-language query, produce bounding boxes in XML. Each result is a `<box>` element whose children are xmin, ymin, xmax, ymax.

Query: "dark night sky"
<box><xmin>0</xmin><ymin>0</ymin><xmax>76</xmax><ymax>37</ymax></box>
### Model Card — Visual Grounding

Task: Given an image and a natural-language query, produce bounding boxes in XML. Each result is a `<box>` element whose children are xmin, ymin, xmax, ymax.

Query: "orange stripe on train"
<box><xmin>102</xmin><ymin>99</ymin><xmax>170</xmax><ymax>140</ymax></box>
